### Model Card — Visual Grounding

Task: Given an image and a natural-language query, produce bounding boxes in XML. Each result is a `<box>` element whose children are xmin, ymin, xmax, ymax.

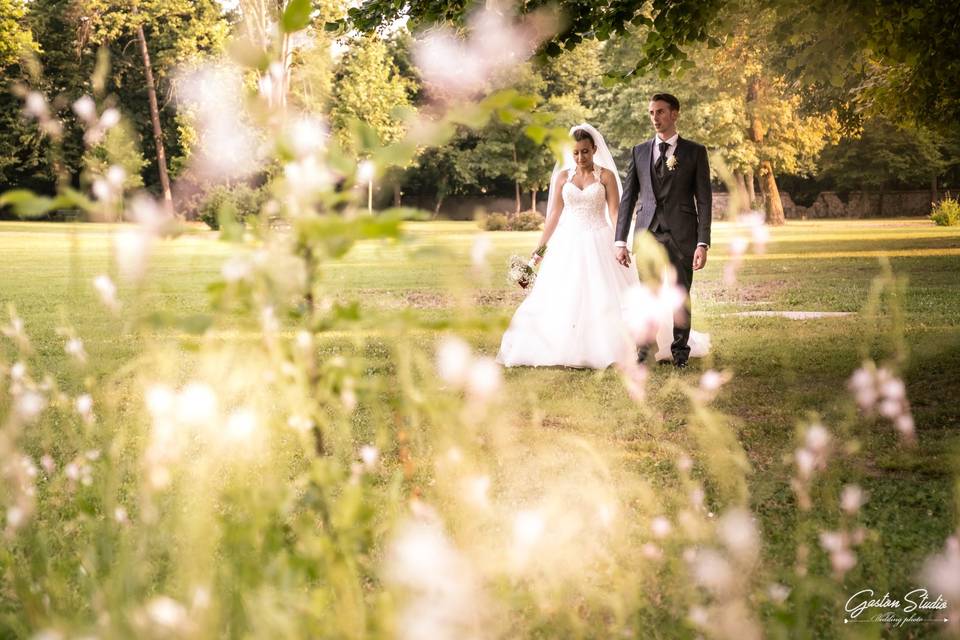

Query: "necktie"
<box><xmin>656</xmin><ymin>141</ymin><xmax>669</xmax><ymax>178</ymax></box>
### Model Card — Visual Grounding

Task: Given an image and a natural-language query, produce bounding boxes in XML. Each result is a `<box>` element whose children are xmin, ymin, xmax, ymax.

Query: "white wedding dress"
<box><xmin>496</xmin><ymin>167</ymin><xmax>710</xmax><ymax>369</ymax></box>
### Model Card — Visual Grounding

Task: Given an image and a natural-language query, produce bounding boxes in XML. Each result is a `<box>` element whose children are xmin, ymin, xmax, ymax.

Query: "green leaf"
<box><xmin>0</xmin><ymin>189</ymin><xmax>56</xmax><ymax>218</ymax></box>
<box><xmin>482</xmin><ymin>90</ymin><xmax>519</xmax><ymax>110</ymax></box>
<box><xmin>227</xmin><ymin>38</ymin><xmax>271</xmax><ymax>71</ymax></box>
<box><xmin>179</xmin><ymin>314</ymin><xmax>214</xmax><ymax>335</ymax></box>
<box><xmin>508</xmin><ymin>94</ymin><xmax>538</xmax><ymax>110</ymax></box>
<box><xmin>350</xmin><ymin>119</ymin><xmax>382</xmax><ymax>153</ymax></box>
<box><xmin>280</xmin><ymin>0</ymin><xmax>312</xmax><ymax>33</ymax></box>
<box><xmin>524</xmin><ymin>124</ymin><xmax>548</xmax><ymax>144</ymax></box>
<box><xmin>448</xmin><ymin>103</ymin><xmax>492</xmax><ymax>128</ymax></box>
<box><xmin>373</xmin><ymin>141</ymin><xmax>418</xmax><ymax>168</ymax></box>
<box><xmin>497</xmin><ymin>109</ymin><xmax>519</xmax><ymax>125</ymax></box>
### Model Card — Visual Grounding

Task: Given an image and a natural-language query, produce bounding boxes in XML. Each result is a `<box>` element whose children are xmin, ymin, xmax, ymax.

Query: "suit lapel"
<box><xmin>642</xmin><ymin>138</ymin><xmax>659</xmax><ymax>196</ymax></box>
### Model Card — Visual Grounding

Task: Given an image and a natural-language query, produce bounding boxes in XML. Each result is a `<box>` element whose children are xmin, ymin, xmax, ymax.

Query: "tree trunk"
<box><xmin>531</xmin><ymin>189</ymin><xmax>536</xmax><ymax>212</ymax></box>
<box><xmin>746</xmin><ymin>168</ymin><xmax>756</xmax><ymax>205</ymax></box>
<box><xmin>393</xmin><ymin>183</ymin><xmax>401</xmax><ymax>207</ymax></box>
<box><xmin>747</xmin><ymin>76</ymin><xmax>784</xmax><ymax>225</ymax></box>
<box><xmin>931</xmin><ymin>174</ymin><xmax>939</xmax><ymax>205</ymax></box>
<box><xmin>136</xmin><ymin>24</ymin><xmax>174</xmax><ymax>217</ymax></box>
<box><xmin>512</xmin><ymin>144</ymin><xmax>521</xmax><ymax>213</ymax></box>
<box><xmin>759</xmin><ymin>160</ymin><xmax>785</xmax><ymax>225</ymax></box>
<box><xmin>734</xmin><ymin>171</ymin><xmax>750</xmax><ymax>213</ymax></box>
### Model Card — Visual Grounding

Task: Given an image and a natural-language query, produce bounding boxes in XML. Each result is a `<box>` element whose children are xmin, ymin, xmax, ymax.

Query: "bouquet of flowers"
<box><xmin>507</xmin><ymin>245</ymin><xmax>546</xmax><ymax>289</ymax></box>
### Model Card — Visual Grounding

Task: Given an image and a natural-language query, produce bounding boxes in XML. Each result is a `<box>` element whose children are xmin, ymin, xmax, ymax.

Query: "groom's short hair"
<box><xmin>651</xmin><ymin>93</ymin><xmax>680</xmax><ymax>112</ymax></box>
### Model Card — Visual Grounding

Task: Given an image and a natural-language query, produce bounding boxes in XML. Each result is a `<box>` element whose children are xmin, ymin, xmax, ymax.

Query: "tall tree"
<box><xmin>73</xmin><ymin>0</ymin><xmax>228</xmax><ymax>214</ymax></box>
<box><xmin>330</xmin><ymin>35</ymin><xmax>413</xmax><ymax>154</ymax></box>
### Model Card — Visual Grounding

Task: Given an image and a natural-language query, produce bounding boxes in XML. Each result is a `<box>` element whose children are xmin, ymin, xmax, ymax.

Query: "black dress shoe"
<box><xmin>636</xmin><ymin>347</ymin><xmax>649</xmax><ymax>364</ymax></box>
<box><xmin>673</xmin><ymin>358</ymin><xmax>688</xmax><ymax>370</ymax></box>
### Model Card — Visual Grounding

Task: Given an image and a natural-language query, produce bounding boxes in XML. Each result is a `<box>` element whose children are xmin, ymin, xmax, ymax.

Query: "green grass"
<box><xmin>2</xmin><ymin>217</ymin><xmax>960</xmax><ymax>636</ymax></box>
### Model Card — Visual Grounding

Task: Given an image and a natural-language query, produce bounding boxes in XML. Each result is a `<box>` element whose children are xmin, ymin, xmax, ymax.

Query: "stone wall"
<box><xmin>782</xmin><ymin>190</ymin><xmax>944</xmax><ymax>219</ymax></box>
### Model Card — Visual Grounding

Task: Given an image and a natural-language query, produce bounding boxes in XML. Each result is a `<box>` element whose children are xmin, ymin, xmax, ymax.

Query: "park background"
<box><xmin>2</xmin><ymin>0</ymin><xmax>959</xmax><ymax>225</ymax></box>
<box><xmin>2</xmin><ymin>1</ymin><xmax>960</xmax><ymax>639</ymax></box>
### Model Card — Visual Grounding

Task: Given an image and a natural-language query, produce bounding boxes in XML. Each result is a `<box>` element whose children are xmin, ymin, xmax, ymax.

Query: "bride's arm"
<box><xmin>532</xmin><ymin>170</ymin><xmax>567</xmax><ymax>263</ymax></box>
<box><xmin>602</xmin><ymin>167</ymin><xmax>621</xmax><ymax>229</ymax></box>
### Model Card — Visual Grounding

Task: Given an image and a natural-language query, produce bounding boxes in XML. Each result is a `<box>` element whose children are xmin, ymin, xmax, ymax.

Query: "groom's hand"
<box><xmin>693</xmin><ymin>245</ymin><xmax>708</xmax><ymax>271</ymax></box>
<box><xmin>616</xmin><ymin>247</ymin><xmax>631</xmax><ymax>267</ymax></box>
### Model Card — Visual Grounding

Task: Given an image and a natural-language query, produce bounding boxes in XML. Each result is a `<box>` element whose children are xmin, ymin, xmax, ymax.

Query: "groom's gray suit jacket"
<box><xmin>615</xmin><ymin>136</ymin><xmax>712</xmax><ymax>258</ymax></box>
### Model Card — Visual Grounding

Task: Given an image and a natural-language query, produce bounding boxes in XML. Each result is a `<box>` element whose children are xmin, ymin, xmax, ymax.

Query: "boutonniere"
<box><xmin>666</xmin><ymin>155</ymin><xmax>678</xmax><ymax>171</ymax></box>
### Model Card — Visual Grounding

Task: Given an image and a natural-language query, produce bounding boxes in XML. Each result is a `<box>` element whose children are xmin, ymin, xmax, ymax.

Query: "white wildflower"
<box><xmin>436</xmin><ymin>335</ymin><xmax>472</xmax><ymax>386</ymax></box>
<box><xmin>840</xmin><ymin>484</ymin><xmax>867</xmax><ymax>515</ymax></box>
<box><xmin>93</xmin><ymin>274</ymin><xmax>119</xmax><ymax>311</ymax></box>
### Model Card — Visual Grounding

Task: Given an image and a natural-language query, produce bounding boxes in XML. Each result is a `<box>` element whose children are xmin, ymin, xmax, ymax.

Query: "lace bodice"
<box><xmin>560</xmin><ymin>167</ymin><xmax>610</xmax><ymax>231</ymax></box>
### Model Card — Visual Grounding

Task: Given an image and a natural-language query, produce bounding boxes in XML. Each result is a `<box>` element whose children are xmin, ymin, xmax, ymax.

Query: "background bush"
<box><xmin>482</xmin><ymin>212</ymin><xmax>510</xmax><ymax>231</ymax></box>
<box><xmin>510</xmin><ymin>209</ymin><xmax>544</xmax><ymax>231</ymax></box>
<box><xmin>481</xmin><ymin>210</ymin><xmax>544</xmax><ymax>231</ymax></box>
<box><xmin>931</xmin><ymin>195</ymin><xmax>960</xmax><ymax>226</ymax></box>
<box><xmin>198</xmin><ymin>183</ymin><xmax>267</xmax><ymax>230</ymax></box>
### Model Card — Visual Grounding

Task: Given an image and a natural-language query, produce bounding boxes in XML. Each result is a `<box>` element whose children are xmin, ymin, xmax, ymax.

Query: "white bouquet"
<box><xmin>507</xmin><ymin>245</ymin><xmax>546</xmax><ymax>289</ymax></box>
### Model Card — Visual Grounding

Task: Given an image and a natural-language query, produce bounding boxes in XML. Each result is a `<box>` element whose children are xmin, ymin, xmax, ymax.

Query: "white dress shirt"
<box><xmin>615</xmin><ymin>132</ymin><xmax>709</xmax><ymax>249</ymax></box>
<box><xmin>653</xmin><ymin>132</ymin><xmax>679</xmax><ymax>165</ymax></box>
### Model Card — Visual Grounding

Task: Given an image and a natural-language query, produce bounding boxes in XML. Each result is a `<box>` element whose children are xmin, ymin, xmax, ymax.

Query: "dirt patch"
<box><xmin>726</xmin><ymin>311</ymin><xmax>854</xmax><ymax>319</ymax></box>
<box><xmin>474</xmin><ymin>290</ymin><xmax>527</xmax><ymax>307</ymax></box>
<box><xmin>362</xmin><ymin>289</ymin><xmax>527</xmax><ymax>310</ymax></box>
<box><xmin>697</xmin><ymin>279</ymin><xmax>787</xmax><ymax>306</ymax></box>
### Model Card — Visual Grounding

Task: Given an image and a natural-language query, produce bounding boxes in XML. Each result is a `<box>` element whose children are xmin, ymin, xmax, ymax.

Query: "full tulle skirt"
<box><xmin>496</xmin><ymin>221</ymin><xmax>709</xmax><ymax>369</ymax></box>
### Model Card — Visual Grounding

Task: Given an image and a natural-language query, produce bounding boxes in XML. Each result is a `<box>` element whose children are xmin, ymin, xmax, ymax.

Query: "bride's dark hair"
<box><xmin>572</xmin><ymin>128</ymin><xmax>596</xmax><ymax>148</ymax></box>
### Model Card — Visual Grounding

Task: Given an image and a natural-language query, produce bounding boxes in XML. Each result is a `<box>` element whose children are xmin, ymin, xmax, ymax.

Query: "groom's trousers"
<box><xmin>639</xmin><ymin>211</ymin><xmax>693</xmax><ymax>362</ymax></box>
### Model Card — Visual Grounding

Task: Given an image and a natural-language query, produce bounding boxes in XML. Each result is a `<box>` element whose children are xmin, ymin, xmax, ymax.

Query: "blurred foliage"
<box><xmin>765</xmin><ymin>0</ymin><xmax>960</xmax><ymax>134</ymax></box>
<box><xmin>339</xmin><ymin>0</ymin><xmax>726</xmax><ymax>80</ymax></box>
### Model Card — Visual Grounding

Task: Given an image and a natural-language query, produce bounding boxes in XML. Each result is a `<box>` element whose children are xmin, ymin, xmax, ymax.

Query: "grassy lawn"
<box><xmin>2</xmin><ymin>217</ymin><xmax>959</xmax><ymax>636</ymax></box>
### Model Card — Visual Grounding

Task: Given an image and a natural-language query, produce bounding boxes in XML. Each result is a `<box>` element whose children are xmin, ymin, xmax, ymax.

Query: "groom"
<box><xmin>615</xmin><ymin>93</ymin><xmax>712</xmax><ymax>369</ymax></box>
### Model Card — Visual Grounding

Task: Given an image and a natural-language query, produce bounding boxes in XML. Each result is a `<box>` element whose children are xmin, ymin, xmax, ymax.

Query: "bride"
<box><xmin>495</xmin><ymin>123</ymin><xmax>709</xmax><ymax>369</ymax></box>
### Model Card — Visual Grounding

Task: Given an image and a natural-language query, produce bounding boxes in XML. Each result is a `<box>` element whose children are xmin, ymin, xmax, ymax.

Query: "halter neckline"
<box><xmin>567</xmin><ymin>165</ymin><xmax>602</xmax><ymax>185</ymax></box>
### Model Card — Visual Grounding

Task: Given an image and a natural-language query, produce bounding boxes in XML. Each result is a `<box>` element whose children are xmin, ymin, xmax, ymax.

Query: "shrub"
<box><xmin>199</xmin><ymin>183</ymin><xmax>267</xmax><ymax>230</ymax></box>
<box><xmin>481</xmin><ymin>210</ymin><xmax>544</xmax><ymax>231</ymax></box>
<box><xmin>930</xmin><ymin>195</ymin><xmax>960</xmax><ymax>226</ymax></box>
<box><xmin>510</xmin><ymin>209</ymin><xmax>544</xmax><ymax>231</ymax></box>
<box><xmin>482</xmin><ymin>212</ymin><xmax>510</xmax><ymax>231</ymax></box>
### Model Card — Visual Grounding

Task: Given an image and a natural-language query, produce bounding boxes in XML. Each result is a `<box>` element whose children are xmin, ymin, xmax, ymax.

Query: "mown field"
<box><xmin>2</xmin><ymin>217</ymin><xmax>959</xmax><ymax>637</ymax></box>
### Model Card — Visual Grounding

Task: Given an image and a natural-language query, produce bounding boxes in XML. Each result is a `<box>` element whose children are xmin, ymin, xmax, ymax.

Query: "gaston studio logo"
<box><xmin>845</xmin><ymin>588</ymin><xmax>949</xmax><ymax>627</ymax></box>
